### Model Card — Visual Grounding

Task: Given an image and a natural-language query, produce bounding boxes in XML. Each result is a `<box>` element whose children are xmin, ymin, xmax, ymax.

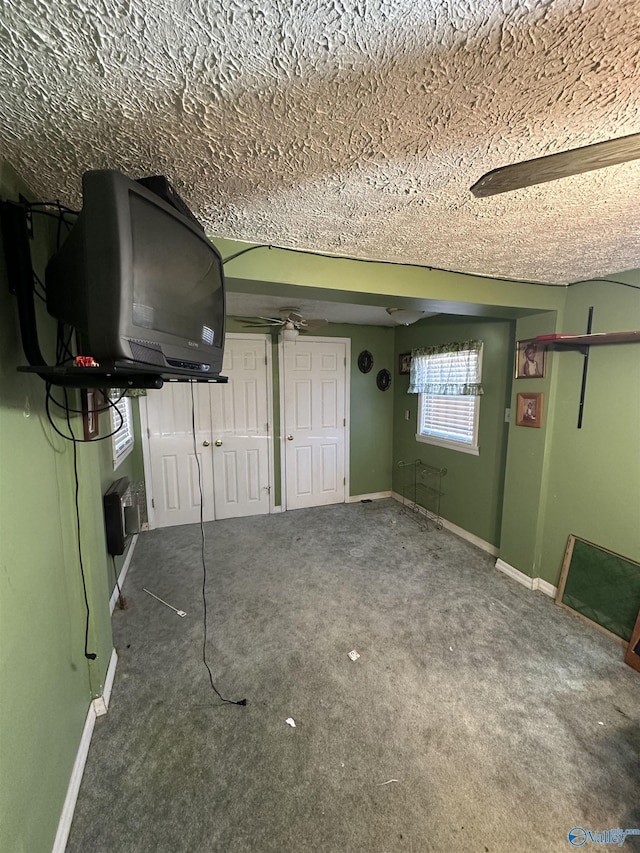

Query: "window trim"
<box><xmin>415</xmin><ymin>345</ymin><xmax>483</xmax><ymax>456</ymax></box>
<box><xmin>109</xmin><ymin>391</ymin><xmax>135</xmax><ymax>470</ymax></box>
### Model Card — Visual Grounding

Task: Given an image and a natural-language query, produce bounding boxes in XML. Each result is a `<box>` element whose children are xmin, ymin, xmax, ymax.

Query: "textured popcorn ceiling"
<box><xmin>1</xmin><ymin>0</ymin><xmax>640</xmax><ymax>285</ymax></box>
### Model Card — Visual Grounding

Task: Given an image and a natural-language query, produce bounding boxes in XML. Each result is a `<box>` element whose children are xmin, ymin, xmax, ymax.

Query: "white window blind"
<box><xmin>110</xmin><ymin>391</ymin><xmax>134</xmax><ymax>469</ymax></box>
<box><xmin>420</xmin><ymin>394</ymin><xmax>477</xmax><ymax>444</ymax></box>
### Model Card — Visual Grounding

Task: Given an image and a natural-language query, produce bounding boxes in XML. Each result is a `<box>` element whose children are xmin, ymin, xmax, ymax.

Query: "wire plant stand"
<box><xmin>397</xmin><ymin>459</ymin><xmax>447</xmax><ymax>529</ymax></box>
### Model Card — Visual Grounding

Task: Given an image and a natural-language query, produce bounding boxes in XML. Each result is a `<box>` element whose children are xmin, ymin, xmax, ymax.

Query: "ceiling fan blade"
<box><xmin>470</xmin><ymin>132</ymin><xmax>640</xmax><ymax>198</ymax></box>
<box><xmin>237</xmin><ymin>316</ymin><xmax>282</xmax><ymax>327</ymax></box>
<box><xmin>301</xmin><ymin>318</ymin><xmax>329</xmax><ymax>332</ymax></box>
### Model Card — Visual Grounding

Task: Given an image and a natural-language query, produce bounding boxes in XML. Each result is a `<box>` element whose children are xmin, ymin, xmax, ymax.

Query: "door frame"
<box><xmin>140</xmin><ymin>333</ymin><xmax>275</xmax><ymax>529</ymax></box>
<box><xmin>278</xmin><ymin>334</ymin><xmax>351</xmax><ymax>512</ymax></box>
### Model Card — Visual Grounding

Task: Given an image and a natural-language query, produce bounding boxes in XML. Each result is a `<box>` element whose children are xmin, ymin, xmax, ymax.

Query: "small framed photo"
<box><xmin>399</xmin><ymin>352</ymin><xmax>411</xmax><ymax>375</ymax></box>
<box><xmin>516</xmin><ymin>392</ymin><xmax>544</xmax><ymax>428</ymax></box>
<box><xmin>515</xmin><ymin>339</ymin><xmax>546</xmax><ymax>378</ymax></box>
<box><xmin>82</xmin><ymin>389</ymin><xmax>101</xmax><ymax>441</ymax></box>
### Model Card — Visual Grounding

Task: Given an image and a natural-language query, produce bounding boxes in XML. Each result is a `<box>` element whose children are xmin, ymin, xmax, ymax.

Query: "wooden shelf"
<box><xmin>535</xmin><ymin>308</ymin><xmax>639</xmax><ymax>429</ymax></box>
<box><xmin>535</xmin><ymin>331</ymin><xmax>640</xmax><ymax>348</ymax></box>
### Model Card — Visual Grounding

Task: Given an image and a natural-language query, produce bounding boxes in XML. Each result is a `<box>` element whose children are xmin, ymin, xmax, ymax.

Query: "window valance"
<box><xmin>408</xmin><ymin>340</ymin><xmax>484</xmax><ymax>396</ymax></box>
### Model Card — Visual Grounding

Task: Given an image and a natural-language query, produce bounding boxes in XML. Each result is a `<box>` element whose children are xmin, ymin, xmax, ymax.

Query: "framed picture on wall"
<box><xmin>399</xmin><ymin>352</ymin><xmax>411</xmax><ymax>375</ymax></box>
<box><xmin>515</xmin><ymin>338</ymin><xmax>546</xmax><ymax>378</ymax></box>
<box><xmin>516</xmin><ymin>392</ymin><xmax>544</xmax><ymax>428</ymax></box>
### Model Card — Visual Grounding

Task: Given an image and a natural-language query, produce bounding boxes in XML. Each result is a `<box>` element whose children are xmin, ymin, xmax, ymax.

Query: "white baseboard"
<box><xmin>495</xmin><ymin>558</ymin><xmax>558</xmax><ymax>598</ymax></box>
<box><xmin>52</xmin><ymin>647</ymin><xmax>118</xmax><ymax>853</ymax></box>
<box><xmin>391</xmin><ymin>492</ymin><xmax>498</xmax><ymax>557</ymax></box>
<box><xmin>534</xmin><ymin>577</ymin><xmax>558</xmax><ymax>598</ymax></box>
<box><xmin>109</xmin><ymin>534</ymin><xmax>138</xmax><ymax>614</ymax></box>
<box><xmin>348</xmin><ymin>491</ymin><xmax>392</xmax><ymax>503</ymax></box>
<box><xmin>438</xmin><ymin>516</ymin><xmax>499</xmax><ymax>557</ymax></box>
<box><xmin>495</xmin><ymin>558</ymin><xmax>535</xmax><ymax>590</ymax></box>
<box><xmin>271</xmin><ymin>505</ymin><xmax>283</xmax><ymax>513</ymax></box>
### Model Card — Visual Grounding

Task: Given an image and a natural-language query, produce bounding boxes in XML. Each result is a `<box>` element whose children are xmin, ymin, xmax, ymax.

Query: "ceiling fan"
<box><xmin>471</xmin><ymin>131</ymin><xmax>640</xmax><ymax>197</ymax></box>
<box><xmin>240</xmin><ymin>308</ymin><xmax>328</xmax><ymax>337</ymax></box>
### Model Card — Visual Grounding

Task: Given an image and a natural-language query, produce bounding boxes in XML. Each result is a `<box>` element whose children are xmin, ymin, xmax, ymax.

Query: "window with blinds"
<box><xmin>416</xmin><ymin>347</ymin><xmax>482</xmax><ymax>455</ymax></box>
<box><xmin>109</xmin><ymin>390</ymin><xmax>135</xmax><ymax>469</ymax></box>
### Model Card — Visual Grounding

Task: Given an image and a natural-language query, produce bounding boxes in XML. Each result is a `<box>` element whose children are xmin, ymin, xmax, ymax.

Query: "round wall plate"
<box><xmin>376</xmin><ymin>368</ymin><xmax>391</xmax><ymax>391</ymax></box>
<box><xmin>357</xmin><ymin>350</ymin><xmax>373</xmax><ymax>373</ymax></box>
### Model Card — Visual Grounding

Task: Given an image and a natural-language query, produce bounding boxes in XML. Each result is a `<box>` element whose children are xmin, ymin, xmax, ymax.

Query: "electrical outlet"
<box><xmin>505</xmin><ymin>407</ymin><xmax>511</xmax><ymax>422</ymax></box>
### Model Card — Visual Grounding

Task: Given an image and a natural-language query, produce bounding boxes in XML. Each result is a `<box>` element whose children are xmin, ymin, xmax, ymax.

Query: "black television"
<box><xmin>45</xmin><ymin>169</ymin><xmax>226</xmax><ymax>383</ymax></box>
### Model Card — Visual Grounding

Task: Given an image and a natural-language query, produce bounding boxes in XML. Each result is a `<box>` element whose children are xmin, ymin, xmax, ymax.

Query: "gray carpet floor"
<box><xmin>66</xmin><ymin>500</ymin><xmax>640</xmax><ymax>853</ymax></box>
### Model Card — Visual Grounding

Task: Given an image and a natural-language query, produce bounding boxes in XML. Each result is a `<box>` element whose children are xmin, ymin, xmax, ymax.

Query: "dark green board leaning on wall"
<box><xmin>556</xmin><ymin>536</ymin><xmax>640</xmax><ymax>643</ymax></box>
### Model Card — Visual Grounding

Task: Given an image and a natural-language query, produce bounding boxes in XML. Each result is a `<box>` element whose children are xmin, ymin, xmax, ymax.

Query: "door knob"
<box><xmin>287</xmin><ymin>434</ymin><xmax>294</xmax><ymax>441</ymax></box>
<box><xmin>202</xmin><ymin>440</ymin><xmax>210</xmax><ymax>447</ymax></box>
<box><xmin>215</xmin><ymin>439</ymin><xmax>223</xmax><ymax>446</ymax></box>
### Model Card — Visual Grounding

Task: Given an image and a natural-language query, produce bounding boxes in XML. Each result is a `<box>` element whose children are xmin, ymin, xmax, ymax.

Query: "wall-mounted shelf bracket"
<box><xmin>535</xmin><ymin>309</ymin><xmax>640</xmax><ymax>428</ymax></box>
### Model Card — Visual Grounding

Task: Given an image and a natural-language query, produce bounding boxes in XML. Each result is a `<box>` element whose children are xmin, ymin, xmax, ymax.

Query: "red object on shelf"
<box><xmin>73</xmin><ymin>356</ymin><xmax>100</xmax><ymax>368</ymax></box>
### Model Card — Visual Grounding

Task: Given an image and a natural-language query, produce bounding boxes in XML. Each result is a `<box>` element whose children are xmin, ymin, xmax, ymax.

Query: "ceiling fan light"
<box><xmin>386</xmin><ymin>307</ymin><xmax>427</xmax><ymax>326</ymax></box>
<box><xmin>282</xmin><ymin>327</ymin><xmax>299</xmax><ymax>341</ymax></box>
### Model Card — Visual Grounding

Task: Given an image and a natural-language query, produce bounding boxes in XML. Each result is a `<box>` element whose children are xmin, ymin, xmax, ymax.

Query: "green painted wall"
<box><xmin>498</xmin><ymin>311</ymin><xmax>559</xmax><ymax>575</ymax></box>
<box><xmin>326</xmin><ymin>323</ymin><xmax>395</xmax><ymax>496</ymax></box>
<box><xmin>537</xmin><ymin>280</ymin><xmax>640</xmax><ymax>582</ymax></box>
<box><xmin>392</xmin><ymin>315</ymin><xmax>514</xmax><ymax>546</ymax></box>
<box><xmin>0</xmin><ymin>163</ymin><xmax>144</xmax><ymax>853</ymax></box>
<box><xmin>226</xmin><ymin>319</ymin><xmax>395</xmax><ymax>501</ymax></box>
<box><xmin>500</xmin><ymin>280</ymin><xmax>640</xmax><ymax>584</ymax></box>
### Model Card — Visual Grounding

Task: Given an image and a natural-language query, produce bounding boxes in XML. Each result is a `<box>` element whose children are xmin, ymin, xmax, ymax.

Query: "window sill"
<box><xmin>415</xmin><ymin>433</ymin><xmax>479</xmax><ymax>456</ymax></box>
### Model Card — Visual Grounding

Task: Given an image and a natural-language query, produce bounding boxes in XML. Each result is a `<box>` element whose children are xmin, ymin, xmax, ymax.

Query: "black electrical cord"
<box><xmin>28</xmin><ymin>200</ymin><xmax>79</xmax><ymax>215</ymax></box>
<box><xmin>44</xmin><ymin>383</ymin><xmax>130</xmax><ymax>661</ymax></box>
<box><xmin>33</xmin><ymin>270</ymin><xmax>47</xmax><ymax>302</ymax></box>
<box><xmin>45</xmin><ymin>387</ymin><xmax>125</xmax><ymax>438</ymax></box>
<box><xmin>50</xmin><ymin>321</ymin><xmax>126</xmax><ymax>436</ymax></box>
<box><xmin>568</xmin><ymin>277</ymin><xmax>640</xmax><ymax>291</ymax></box>
<box><xmin>62</xmin><ymin>388</ymin><xmax>96</xmax><ymax>661</ymax></box>
<box><xmin>43</xmin><ymin>381</ymin><xmax>132</xmax><ymax>666</ymax></box>
<box><xmin>189</xmin><ymin>381</ymin><xmax>247</xmax><ymax>707</ymax></box>
<box><xmin>222</xmin><ymin>243</ymin><xmax>640</xmax><ymax>290</ymax></box>
<box><xmin>55</xmin><ymin>321</ymin><xmax>75</xmax><ymax>365</ymax></box>
<box><xmin>27</xmin><ymin>205</ymin><xmax>75</xmax><ymax>237</ymax></box>
<box><xmin>221</xmin><ymin>243</ymin><xmax>561</xmax><ymax>286</ymax></box>
<box><xmin>110</xmin><ymin>555</ymin><xmax>127</xmax><ymax>610</ymax></box>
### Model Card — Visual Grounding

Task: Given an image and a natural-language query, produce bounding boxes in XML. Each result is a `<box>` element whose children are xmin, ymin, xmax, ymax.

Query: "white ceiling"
<box><xmin>2</xmin><ymin>0</ymin><xmax>640</xmax><ymax>286</ymax></box>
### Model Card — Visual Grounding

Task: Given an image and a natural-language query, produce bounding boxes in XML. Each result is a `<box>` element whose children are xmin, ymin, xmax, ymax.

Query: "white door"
<box><xmin>282</xmin><ymin>337</ymin><xmax>348</xmax><ymax>510</ymax></box>
<box><xmin>144</xmin><ymin>334</ymin><xmax>272</xmax><ymax>527</ymax></box>
<box><xmin>145</xmin><ymin>382</ymin><xmax>215</xmax><ymax>528</ymax></box>
<box><xmin>209</xmin><ymin>337</ymin><xmax>272</xmax><ymax>519</ymax></box>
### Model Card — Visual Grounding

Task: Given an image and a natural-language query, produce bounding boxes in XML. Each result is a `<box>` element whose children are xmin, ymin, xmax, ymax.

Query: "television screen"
<box><xmin>46</xmin><ymin>170</ymin><xmax>225</xmax><ymax>380</ymax></box>
<box><xmin>130</xmin><ymin>193</ymin><xmax>221</xmax><ymax>345</ymax></box>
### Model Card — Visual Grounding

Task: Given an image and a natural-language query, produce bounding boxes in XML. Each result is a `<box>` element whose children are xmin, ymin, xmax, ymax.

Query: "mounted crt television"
<box><xmin>46</xmin><ymin>169</ymin><xmax>225</xmax><ymax>379</ymax></box>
